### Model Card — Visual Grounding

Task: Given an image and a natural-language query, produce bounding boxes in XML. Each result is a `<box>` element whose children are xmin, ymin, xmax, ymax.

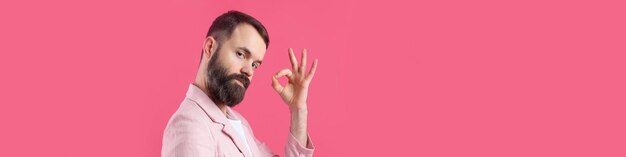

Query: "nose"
<box><xmin>241</xmin><ymin>63</ymin><xmax>254</xmax><ymax>78</ymax></box>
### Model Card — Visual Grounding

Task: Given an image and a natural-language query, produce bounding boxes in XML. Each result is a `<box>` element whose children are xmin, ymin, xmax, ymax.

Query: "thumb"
<box><xmin>271</xmin><ymin>76</ymin><xmax>283</xmax><ymax>92</ymax></box>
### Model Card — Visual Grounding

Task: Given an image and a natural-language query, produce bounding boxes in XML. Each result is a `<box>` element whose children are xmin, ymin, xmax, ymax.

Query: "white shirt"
<box><xmin>227</xmin><ymin>118</ymin><xmax>253</xmax><ymax>156</ymax></box>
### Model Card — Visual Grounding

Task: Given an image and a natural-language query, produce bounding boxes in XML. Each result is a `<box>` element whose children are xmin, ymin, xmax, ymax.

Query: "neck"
<box><xmin>193</xmin><ymin>75</ymin><xmax>209</xmax><ymax>96</ymax></box>
<box><xmin>216</xmin><ymin>103</ymin><xmax>229</xmax><ymax>117</ymax></box>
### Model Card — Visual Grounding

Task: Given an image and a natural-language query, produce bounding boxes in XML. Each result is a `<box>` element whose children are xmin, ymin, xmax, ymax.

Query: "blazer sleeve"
<box><xmin>254</xmin><ymin>133</ymin><xmax>315</xmax><ymax>157</ymax></box>
<box><xmin>284</xmin><ymin>133</ymin><xmax>315</xmax><ymax>157</ymax></box>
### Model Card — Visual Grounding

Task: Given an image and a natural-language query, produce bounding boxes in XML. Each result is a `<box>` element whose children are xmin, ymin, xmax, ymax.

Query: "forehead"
<box><xmin>224</xmin><ymin>23</ymin><xmax>267</xmax><ymax>59</ymax></box>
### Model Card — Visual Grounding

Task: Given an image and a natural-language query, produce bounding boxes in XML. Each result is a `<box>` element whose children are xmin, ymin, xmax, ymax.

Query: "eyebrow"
<box><xmin>237</xmin><ymin>47</ymin><xmax>263</xmax><ymax>65</ymax></box>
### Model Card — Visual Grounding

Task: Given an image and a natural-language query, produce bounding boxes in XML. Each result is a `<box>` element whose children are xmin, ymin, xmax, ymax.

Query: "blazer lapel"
<box><xmin>221</xmin><ymin>122</ymin><xmax>253</xmax><ymax>157</ymax></box>
<box><xmin>186</xmin><ymin>84</ymin><xmax>251</xmax><ymax>157</ymax></box>
<box><xmin>187</xmin><ymin>84</ymin><xmax>252</xmax><ymax>156</ymax></box>
<box><xmin>232</xmin><ymin>109</ymin><xmax>262</xmax><ymax>156</ymax></box>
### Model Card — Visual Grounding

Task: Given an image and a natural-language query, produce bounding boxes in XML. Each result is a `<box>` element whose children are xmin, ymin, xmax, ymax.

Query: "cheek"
<box><xmin>220</xmin><ymin>55</ymin><xmax>244</xmax><ymax>73</ymax></box>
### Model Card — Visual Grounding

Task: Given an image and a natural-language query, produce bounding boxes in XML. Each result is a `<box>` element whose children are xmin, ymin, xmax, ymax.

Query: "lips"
<box><xmin>234</xmin><ymin>78</ymin><xmax>244</xmax><ymax>86</ymax></box>
<box><xmin>231</xmin><ymin>77</ymin><xmax>250</xmax><ymax>89</ymax></box>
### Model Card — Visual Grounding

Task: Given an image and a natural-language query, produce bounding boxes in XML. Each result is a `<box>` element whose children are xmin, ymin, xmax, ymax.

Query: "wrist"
<box><xmin>290</xmin><ymin>107</ymin><xmax>308</xmax><ymax>136</ymax></box>
<box><xmin>288</xmin><ymin>104</ymin><xmax>309</xmax><ymax>146</ymax></box>
<box><xmin>289</xmin><ymin>103</ymin><xmax>308</xmax><ymax>113</ymax></box>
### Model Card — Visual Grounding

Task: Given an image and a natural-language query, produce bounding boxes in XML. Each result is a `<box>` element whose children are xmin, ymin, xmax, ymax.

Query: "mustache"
<box><xmin>226</xmin><ymin>73</ymin><xmax>250</xmax><ymax>89</ymax></box>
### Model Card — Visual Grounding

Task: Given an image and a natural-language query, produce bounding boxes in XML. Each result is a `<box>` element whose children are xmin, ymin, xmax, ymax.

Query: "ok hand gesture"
<box><xmin>271</xmin><ymin>48</ymin><xmax>318</xmax><ymax>111</ymax></box>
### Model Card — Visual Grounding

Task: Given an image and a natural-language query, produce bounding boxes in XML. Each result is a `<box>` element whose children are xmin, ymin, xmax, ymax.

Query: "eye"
<box><xmin>236</xmin><ymin>51</ymin><xmax>244</xmax><ymax>58</ymax></box>
<box><xmin>252</xmin><ymin>62</ymin><xmax>259</xmax><ymax>69</ymax></box>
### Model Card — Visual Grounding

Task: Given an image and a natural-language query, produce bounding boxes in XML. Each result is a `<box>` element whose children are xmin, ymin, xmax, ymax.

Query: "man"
<box><xmin>162</xmin><ymin>10</ymin><xmax>318</xmax><ymax>157</ymax></box>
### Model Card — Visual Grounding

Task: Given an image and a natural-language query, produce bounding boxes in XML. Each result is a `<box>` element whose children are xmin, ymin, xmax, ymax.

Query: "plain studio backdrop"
<box><xmin>0</xmin><ymin>0</ymin><xmax>624</xmax><ymax>156</ymax></box>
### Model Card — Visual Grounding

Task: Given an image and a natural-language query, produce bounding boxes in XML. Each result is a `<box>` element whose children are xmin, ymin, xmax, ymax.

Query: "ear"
<box><xmin>203</xmin><ymin>36</ymin><xmax>218</xmax><ymax>60</ymax></box>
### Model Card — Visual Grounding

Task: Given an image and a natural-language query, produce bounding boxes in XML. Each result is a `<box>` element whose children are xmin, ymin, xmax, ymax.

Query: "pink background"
<box><xmin>1</xmin><ymin>0</ymin><xmax>625</xmax><ymax>156</ymax></box>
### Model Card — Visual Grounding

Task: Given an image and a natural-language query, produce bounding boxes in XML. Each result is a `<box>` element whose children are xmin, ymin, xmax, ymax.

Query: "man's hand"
<box><xmin>272</xmin><ymin>48</ymin><xmax>318</xmax><ymax>111</ymax></box>
<box><xmin>271</xmin><ymin>48</ymin><xmax>318</xmax><ymax>146</ymax></box>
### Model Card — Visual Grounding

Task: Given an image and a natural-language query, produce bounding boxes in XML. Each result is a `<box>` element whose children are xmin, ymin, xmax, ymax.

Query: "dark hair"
<box><xmin>206</xmin><ymin>10</ymin><xmax>269</xmax><ymax>50</ymax></box>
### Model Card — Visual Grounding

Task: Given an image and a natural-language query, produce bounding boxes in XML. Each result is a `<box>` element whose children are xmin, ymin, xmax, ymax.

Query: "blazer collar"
<box><xmin>185</xmin><ymin>84</ymin><xmax>228</xmax><ymax>124</ymax></box>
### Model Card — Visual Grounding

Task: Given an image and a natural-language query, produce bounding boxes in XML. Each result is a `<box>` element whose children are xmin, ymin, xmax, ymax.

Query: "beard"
<box><xmin>205</xmin><ymin>51</ymin><xmax>251</xmax><ymax>107</ymax></box>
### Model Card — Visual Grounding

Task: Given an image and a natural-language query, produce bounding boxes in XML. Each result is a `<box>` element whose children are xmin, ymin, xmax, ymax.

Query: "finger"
<box><xmin>271</xmin><ymin>76</ymin><xmax>283</xmax><ymax>92</ymax></box>
<box><xmin>275</xmin><ymin>68</ymin><xmax>293</xmax><ymax>79</ymax></box>
<box><xmin>300</xmin><ymin>48</ymin><xmax>307</xmax><ymax>73</ymax></box>
<box><xmin>305</xmin><ymin>59</ymin><xmax>318</xmax><ymax>81</ymax></box>
<box><xmin>288</xmin><ymin>48</ymin><xmax>298</xmax><ymax>71</ymax></box>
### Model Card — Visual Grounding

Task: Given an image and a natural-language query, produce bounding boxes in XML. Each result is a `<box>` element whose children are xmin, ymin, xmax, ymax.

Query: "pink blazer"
<box><xmin>162</xmin><ymin>84</ymin><xmax>315</xmax><ymax>157</ymax></box>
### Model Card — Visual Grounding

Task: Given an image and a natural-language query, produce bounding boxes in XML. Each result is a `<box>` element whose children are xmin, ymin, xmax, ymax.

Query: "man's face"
<box><xmin>206</xmin><ymin>24</ymin><xmax>267</xmax><ymax>107</ymax></box>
